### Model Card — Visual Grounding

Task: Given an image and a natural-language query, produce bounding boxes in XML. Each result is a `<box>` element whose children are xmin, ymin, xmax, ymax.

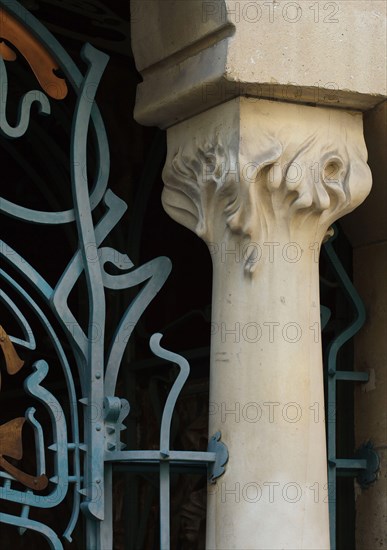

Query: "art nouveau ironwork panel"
<box><xmin>0</xmin><ymin>2</ymin><xmax>227</xmax><ymax>548</ymax></box>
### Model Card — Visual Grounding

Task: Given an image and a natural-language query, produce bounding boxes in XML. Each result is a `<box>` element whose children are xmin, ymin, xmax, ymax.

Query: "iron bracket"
<box><xmin>207</xmin><ymin>431</ymin><xmax>229</xmax><ymax>483</ymax></box>
<box><xmin>354</xmin><ymin>442</ymin><xmax>380</xmax><ymax>489</ymax></box>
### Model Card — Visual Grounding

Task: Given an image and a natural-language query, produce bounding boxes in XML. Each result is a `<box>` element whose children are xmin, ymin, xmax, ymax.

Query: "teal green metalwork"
<box><xmin>323</xmin><ymin>225</ymin><xmax>378</xmax><ymax>550</ymax></box>
<box><xmin>0</xmin><ymin>2</ymin><xmax>228</xmax><ymax>549</ymax></box>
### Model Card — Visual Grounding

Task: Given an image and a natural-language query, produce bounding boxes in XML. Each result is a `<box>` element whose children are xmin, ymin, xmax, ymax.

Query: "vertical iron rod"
<box><xmin>160</xmin><ymin>461</ymin><xmax>170</xmax><ymax>550</ymax></box>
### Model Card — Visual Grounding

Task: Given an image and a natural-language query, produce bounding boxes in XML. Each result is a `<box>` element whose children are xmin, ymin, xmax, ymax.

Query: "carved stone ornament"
<box><xmin>162</xmin><ymin>98</ymin><xmax>372</xmax><ymax>271</ymax></box>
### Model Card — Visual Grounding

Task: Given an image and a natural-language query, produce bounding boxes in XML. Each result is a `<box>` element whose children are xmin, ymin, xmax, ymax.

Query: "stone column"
<box><xmin>162</xmin><ymin>98</ymin><xmax>372</xmax><ymax>549</ymax></box>
<box><xmin>130</xmin><ymin>3</ymin><xmax>384</xmax><ymax>547</ymax></box>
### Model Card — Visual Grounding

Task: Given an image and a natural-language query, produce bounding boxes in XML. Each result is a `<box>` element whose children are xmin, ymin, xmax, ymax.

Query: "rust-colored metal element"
<box><xmin>0</xmin><ymin>39</ymin><xmax>16</xmax><ymax>60</ymax></box>
<box><xmin>0</xmin><ymin>7</ymin><xmax>67</xmax><ymax>99</ymax></box>
<box><xmin>0</xmin><ymin>418</ymin><xmax>48</xmax><ymax>490</ymax></box>
<box><xmin>0</xmin><ymin>324</ymin><xmax>24</xmax><ymax>388</ymax></box>
<box><xmin>0</xmin><ymin>326</ymin><xmax>48</xmax><ymax>490</ymax></box>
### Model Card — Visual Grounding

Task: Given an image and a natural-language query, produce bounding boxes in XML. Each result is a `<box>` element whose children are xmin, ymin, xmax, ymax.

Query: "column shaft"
<box><xmin>162</xmin><ymin>98</ymin><xmax>372</xmax><ymax>550</ymax></box>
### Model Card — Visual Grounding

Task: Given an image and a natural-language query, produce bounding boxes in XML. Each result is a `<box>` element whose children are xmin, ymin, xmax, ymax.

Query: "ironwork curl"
<box><xmin>0</xmin><ymin>0</ymin><xmax>173</xmax><ymax>545</ymax></box>
<box><xmin>0</xmin><ymin>3</ymin><xmax>228</xmax><ymax>548</ymax></box>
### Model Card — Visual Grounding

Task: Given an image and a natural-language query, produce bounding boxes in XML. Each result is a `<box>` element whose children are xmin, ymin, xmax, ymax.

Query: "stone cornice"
<box><xmin>131</xmin><ymin>1</ymin><xmax>386</xmax><ymax>127</ymax></box>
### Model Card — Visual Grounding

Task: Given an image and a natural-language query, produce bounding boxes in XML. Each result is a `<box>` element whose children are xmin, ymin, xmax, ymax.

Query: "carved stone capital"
<box><xmin>162</xmin><ymin>98</ymin><xmax>372</xmax><ymax>271</ymax></box>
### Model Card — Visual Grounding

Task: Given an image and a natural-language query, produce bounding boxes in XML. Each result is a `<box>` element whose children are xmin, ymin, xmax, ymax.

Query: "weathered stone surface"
<box><xmin>354</xmin><ymin>243</ymin><xmax>387</xmax><ymax>448</ymax></box>
<box><xmin>131</xmin><ymin>0</ymin><xmax>387</xmax><ymax>127</ymax></box>
<box><xmin>162</xmin><ymin>97</ymin><xmax>372</xmax><ymax>549</ymax></box>
<box><xmin>341</xmin><ymin>100</ymin><xmax>387</xmax><ymax>247</ymax></box>
<box><xmin>355</xmin><ymin>448</ymin><xmax>387</xmax><ymax>550</ymax></box>
<box><xmin>353</xmin><ymin>240</ymin><xmax>387</xmax><ymax>550</ymax></box>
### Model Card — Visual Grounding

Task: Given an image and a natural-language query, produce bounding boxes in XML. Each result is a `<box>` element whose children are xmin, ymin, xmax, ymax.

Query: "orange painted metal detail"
<box><xmin>0</xmin><ymin>7</ymin><xmax>67</xmax><ymax>99</ymax></box>
<box><xmin>0</xmin><ymin>325</ymin><xmax>48</xmax><ymax>490</ymax></box>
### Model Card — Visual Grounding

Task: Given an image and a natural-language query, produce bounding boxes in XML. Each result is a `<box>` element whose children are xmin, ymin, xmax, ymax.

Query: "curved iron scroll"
<box><xmin>322</xmin><ymin>225</ymin><xmax>378</xmax><ymax>550</ymax></box>
<box><xmin>0</xmin><ymin>2</ymin><xmax>228</xmax><ymax>548</ymax></box>
<box><xmin>0</xmin><ymin>0</ymin><xmax>171</xmax><ymax>549</ymax></box>
<box><xmin>106</xmin><ymin>334</ymin><xmax>228</xmax><ymax>550</ymax></box>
